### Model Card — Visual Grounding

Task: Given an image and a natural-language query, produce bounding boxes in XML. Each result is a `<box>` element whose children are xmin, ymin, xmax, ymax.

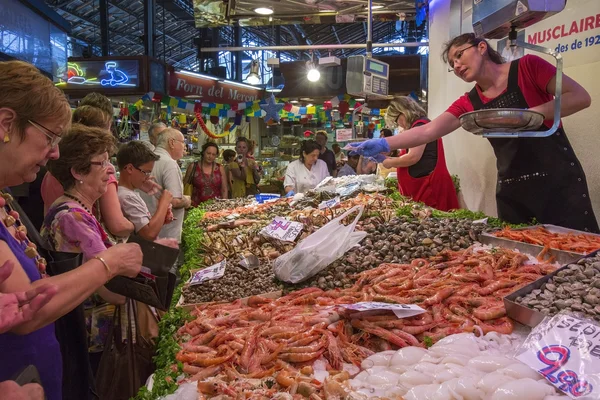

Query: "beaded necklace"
<box><xmin>63</xmin><ymin>192</ymin><xmax>93</xmax><ymax>215</ymax></box>
<box><xmin>0</xmin><ymin>191</ymin><xmax>47</xmax><ymax>277</ymax></box>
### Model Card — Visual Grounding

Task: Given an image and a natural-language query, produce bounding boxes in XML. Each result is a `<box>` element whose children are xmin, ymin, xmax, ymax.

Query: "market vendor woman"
<box><xmin>284</xmin><ymin>140</ymin><xmax>330</xmax><ymax>195</ymax></box>
<box><xmin>350</xmin><ymin>33</ymin><xmax>598</xmax><ymax>232</ymax></box>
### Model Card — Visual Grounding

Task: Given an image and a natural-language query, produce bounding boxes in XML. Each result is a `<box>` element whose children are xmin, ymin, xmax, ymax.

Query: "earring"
<box><xmin>3</xmin><ymin>135</ymin><xmax>9</xmax><ymax>143</ymax></box>
<box><xmin>79</xmin><ymin>180</ymin><xmax>83</xmax><ymax>184</ymax></box>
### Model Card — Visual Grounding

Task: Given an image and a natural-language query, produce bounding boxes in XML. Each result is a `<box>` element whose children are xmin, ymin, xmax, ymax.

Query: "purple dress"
<box><xmin>0</xmin><ymin>222</ymin><xmax>62</xmax><ymax>400</ymax></box>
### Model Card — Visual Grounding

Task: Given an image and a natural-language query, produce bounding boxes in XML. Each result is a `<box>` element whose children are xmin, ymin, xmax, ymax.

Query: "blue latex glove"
<box><xmin>368</xmin><ymin>154</ymin><xmax>388</xmax><ymax>163</ymax></box>
<box><xmin>346</xmin><ymin>138</ymin><xmax>390</xmax><ymax>158</ymax></box>
<box><xmin>285</xmin><ymin>190</ymin><xmax>295</xmax><ymax>198</ymax></box>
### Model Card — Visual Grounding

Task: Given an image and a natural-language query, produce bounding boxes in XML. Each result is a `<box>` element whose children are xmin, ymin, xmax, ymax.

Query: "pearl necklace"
<box><xmin>0</xmin><ymin>191</ymin><xmax>47</xmax><ymax>277</ymax></box>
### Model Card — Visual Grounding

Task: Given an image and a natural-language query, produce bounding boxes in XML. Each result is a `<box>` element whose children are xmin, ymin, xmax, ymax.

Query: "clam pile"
<box><xmin>182</xmin><ymin>262</ymin><xmax>283</xmax><ymax>304</ymax></box>
<box><xmin>291</xmin><ymin>216</ymin><xmax>489</xmax><ymax>291</ymax></box>
<box><xmin>515</xmin><ymin>254</ymin><xmax>600</xmax><ymax>320</ymax></box>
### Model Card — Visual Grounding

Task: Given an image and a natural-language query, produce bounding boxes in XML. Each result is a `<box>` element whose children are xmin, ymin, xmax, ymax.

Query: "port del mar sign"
<box><xmin>169</xmin><ymin>71</ymin><xmax>263</xmax><ymax>105</ymax></box>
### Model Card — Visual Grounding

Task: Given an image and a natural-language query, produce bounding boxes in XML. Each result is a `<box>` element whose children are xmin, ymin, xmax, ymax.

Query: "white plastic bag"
<box><xmin>273</xmin><ymin>205</ymin><xmax>367</xmax><ymax>283</ymax></box>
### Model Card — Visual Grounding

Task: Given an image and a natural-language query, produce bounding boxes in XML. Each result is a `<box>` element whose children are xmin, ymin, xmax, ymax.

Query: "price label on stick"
<box><xmin>338</xmin><ymin>302</ymin><xmax>425</xmax><ymax>318</ymax></box>
<box><xmin>261</xmin><ymin>217</ymin><xmax>303</xmax><ymax>242</ymax></box>
<box><xmin>516</xmin><ymin>314</ymin><xmax>600</xmax><ymax>398</ymax></box>
<box><xmin>318</xmin><ymin>197</ymin><xmax>341</xmax><ymax>210</ymax></box>
<box><xmin>190</xmin><ymin>260</ymin><xmax>226</xmax><ymax>285</ymax></box>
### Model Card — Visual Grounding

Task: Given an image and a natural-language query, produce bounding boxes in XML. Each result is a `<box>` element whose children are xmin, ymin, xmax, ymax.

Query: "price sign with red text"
<box><xmin>517</xmin><ymin>314</ymin><xmax>600</xmax><ymax>398</ymax></box>
<box><xmin>261</xmin><ymin>217</ymin><xmax>303</xmax><ymax>242</ymax></box>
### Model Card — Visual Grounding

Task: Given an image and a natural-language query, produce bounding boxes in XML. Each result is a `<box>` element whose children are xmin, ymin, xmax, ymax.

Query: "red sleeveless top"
<box><xmin>192</xmin><ymin>162</ymin><xmax>223</xmax><ymax>206</ymax></box>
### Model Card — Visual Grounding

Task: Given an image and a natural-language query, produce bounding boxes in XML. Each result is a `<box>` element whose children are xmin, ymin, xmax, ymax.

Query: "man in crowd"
<box><xmin>140</xmin><ymin>128</ymin><xmax>191</xmax><ymax>243</ymax></box>
<box><xmin>315</xmin><ymin>131</ymin><xmax>336</xmax><ymax>176</ymax></box>
<box><xmin>337</xmin><ymin>152</ymin><xmax>361</xmax><ymax>177</ymax></box>
<box><xmin>117</xmin><ymin>141</ymin><xmax>174</xmax><ymax>242</ymax></box>
<box><xmin>144</xmin><ymin>122</ymin><xmax>167</xmax><ymax>151</ymax></box>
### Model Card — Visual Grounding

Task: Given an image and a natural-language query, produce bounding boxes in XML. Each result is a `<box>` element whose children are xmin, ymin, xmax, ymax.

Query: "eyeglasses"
<box><xmin>447</xmin><ymin>44</ymin><xmax>477</xmax><ymax>72</ymax></box>
<box><xmin>28</xmin><ymin>120</ymin><xmax>62</xmax><ymax>148</ymax></box>
<box><xmin>89</xmin><ymin>159</ymin><xmax>111</xmax><ymax>169</ymax></box>
<box><xmin>133</xmin><ymin>165</ymin><xmax>152</xmax><ymax>176</ymax></box>
<box><xmin>172</xmin><ymin>138</ymin><xmax>185</xmax><ymax>144</ymax></box>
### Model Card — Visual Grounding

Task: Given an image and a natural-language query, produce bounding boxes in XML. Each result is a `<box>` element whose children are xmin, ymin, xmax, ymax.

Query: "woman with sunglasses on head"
<box><xmin>381</xmin><ymin>97</ymin><xmax>459</xmax><ymax>211</ymax></box>
<box><xmin>350</xmin><ymin>33</ymin><xmax>598</xmax><ymax>232</ymax></box>
<box><xmin>0</xmin><ymin>61</ymin><xmax>142</xmax><ymax>400</ymax></box>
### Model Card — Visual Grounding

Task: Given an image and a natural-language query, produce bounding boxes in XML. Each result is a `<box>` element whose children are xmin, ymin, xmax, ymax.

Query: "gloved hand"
<box><xmin>285</xmin><ymin>190</ymin><xmax>295</xmax><ymax>198</ymax></box>
<box><xmin>368</xmin><ymin>154</ymin><xmax>388</xmax><ymax>163</ymax></box>
<box><xmin>346</xmin><ymin>138</ymin><xmax>390</xmax><ymax>158</ymax></box>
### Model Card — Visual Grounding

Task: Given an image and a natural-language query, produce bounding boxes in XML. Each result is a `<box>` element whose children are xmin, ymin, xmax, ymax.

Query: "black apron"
<box><xmin>468</xmin><ymin>59</ymin><xmax>599</xmax><ymax>232</ymax></box>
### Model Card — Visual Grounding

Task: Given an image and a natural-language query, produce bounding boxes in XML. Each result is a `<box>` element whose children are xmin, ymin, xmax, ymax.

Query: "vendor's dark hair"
<box><xmin>236</xmin><ymin>136</ymin><xmax>248</xmax><ymax>144</ymax></box>
<box><xmin>117</xmin><ymin>141</ymin><xmax>159</xmax><ymax>169</ymax></box>
<box><xmin>222</xmin><ymin>149</ymin><xmax>236</xmax><ymax>162</ymax></box>
<box><xmin>381</xmin><ymin>128</ymin><xmax>393</xmax><ymax>138</ymax></box>
<box><xmin>299</xmin><ymin>140</ymin><xmax>322</xmax><ymax>162</ymax></box>
<box><xmin>442</xmin><ymin>33</ymin><xmax>504</xmax><ymax>65</ymax></box>
<box><xmin>201</xmin><ymin>142</ymin><xmax>219</xmax><ymax>160</ymax></box>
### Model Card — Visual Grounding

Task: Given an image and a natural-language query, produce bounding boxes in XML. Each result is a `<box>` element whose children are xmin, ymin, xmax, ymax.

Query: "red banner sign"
<box><xmin>169</xmin><ymin>71</ymin><xmax>263</xmax><ymax>105</ymax></box>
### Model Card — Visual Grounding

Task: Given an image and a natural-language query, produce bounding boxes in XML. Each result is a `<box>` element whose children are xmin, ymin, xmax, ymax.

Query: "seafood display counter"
<box><xmin>139</xmin><ymin>186</ymin><xmax>600</xmax><ymax>400</ymax></box>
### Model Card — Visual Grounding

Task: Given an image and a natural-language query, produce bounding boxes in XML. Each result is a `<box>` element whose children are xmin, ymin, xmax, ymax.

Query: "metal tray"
<box><xmin>479</xmin><ymin>224</ymin><xmax>600</xmax><ymax>265</ymax></box>
<box><xmin>504</xmin><ymin>249</ymin><xmax>600</xmax><ymax>327</ymax></box>
<box><xmin>460</xmin><ymin>108</ymin><xmax>544</xmax><ymax>135</ymax></box>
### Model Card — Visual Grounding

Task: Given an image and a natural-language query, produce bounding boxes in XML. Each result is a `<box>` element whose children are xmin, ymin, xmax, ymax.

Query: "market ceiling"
<box><xmin>194</xmin><ymin>0</ymin><xmax>417</xmax><ymax>27</ymax></box>
<box><xmin>44</xmin><ymin>0</ymin><xmax>424</xmax><ymax>70</ymax></box>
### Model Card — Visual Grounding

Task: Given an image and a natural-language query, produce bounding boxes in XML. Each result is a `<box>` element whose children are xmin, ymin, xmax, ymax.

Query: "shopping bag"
<box><xmin>183</xmin><ymin>161</ymin><xmax>196</xmax><ymax>196</ymax></box>
<box><xmin>273</xmin><ymin>205</ymin><xmax>367</xmax><ymax>283</ymax></box>
<box><xmin>95</xmin><ymin>300</ymin><xmax>155</xmax><ymax>400</ymax></box>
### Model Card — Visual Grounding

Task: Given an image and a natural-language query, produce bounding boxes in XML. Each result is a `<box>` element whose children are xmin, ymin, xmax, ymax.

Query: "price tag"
<box><xmin>338</xmin><ymin>302</ymin><xmax>425</xmax><ymax>318</ymax></box>
<box><xmin>261</xmin><ymin>217</ymin><xmax>303</xmax><ymax>242</ymax></box>
<box><xmin>190</xmin><ymin>260</ymin><xmax>226</xmax><ymax>285</ymax></box>
<box><xmin>318</xmin><ymin>197</ymin><xmax>341</xmax><ymax>210</ymax></box>
<box><xmin>516</xmin><ymin>314</ymin><xmax>599</xmax><ymax>398</ymax></box>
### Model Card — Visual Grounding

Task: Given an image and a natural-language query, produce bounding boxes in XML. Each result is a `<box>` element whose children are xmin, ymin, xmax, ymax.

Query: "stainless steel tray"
<box><xmin>504</xmin><ymin>250</ymin><xmax>600</xmax><ymax>328</ymax></box>
<box><xmin>479</xmin><ymin>224</ymin><xmax>600</xmax><ymax>265</ymax></box>
<box><xmin>460</xmin><ymin>108</ymin><xmax>544</xmax><ymax>136</ymax></box>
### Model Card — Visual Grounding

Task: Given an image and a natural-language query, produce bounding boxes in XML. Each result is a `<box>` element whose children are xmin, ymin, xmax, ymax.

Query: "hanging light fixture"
<box><xmin>245</xmin><ymin>60</ymin><xmax>261</xmax><ymax>85</ymax></box>
<box><xmin>254</xmin><ymin>7</ymin><xmax>273</xmax><ymax>15</ymax></box>
<box><xmin>306</xmin><ymin>53</ymin><xmax>320</xmax><ymax>82</ymax></box>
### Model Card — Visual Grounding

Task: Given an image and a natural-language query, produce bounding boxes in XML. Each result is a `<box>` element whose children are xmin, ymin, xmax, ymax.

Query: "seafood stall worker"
<box><xmin>315</xmin><ymin>130</ymin><xmax>337</xmax><ymax>176</ymax></box>
<box><xmin>337</xmin><ymin>152</ymin><xmax>361</xmax><ymax>177</ymax></box>
<box><xmin>350</xmin><ymin>33</ymin><xmax>599</xmax><ymax>232</ymax></box>
<box><xmin>284</xmin><ymin>140</ymin><xmax>330</xmax><ymax>196</ymax></box>
<box><xmin>381</xmin><ymin>97</ymin><xmax>459</xmax><ymax>212</ymax></box>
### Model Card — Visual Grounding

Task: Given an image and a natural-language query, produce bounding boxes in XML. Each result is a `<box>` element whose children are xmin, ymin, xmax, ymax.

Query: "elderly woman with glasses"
<box><xmin>0</xmin><ymin>61</ymin><xmax>142</xmax><ymax>400</ymax></box>
<box><xmin>349</xmin><ymin>33</ymin><xmax>598</xmax><ymax>232</ymax></box>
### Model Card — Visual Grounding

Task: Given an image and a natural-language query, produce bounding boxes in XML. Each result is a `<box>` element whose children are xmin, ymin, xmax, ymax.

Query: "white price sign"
<box><xmin>318</xmin><ymin>197</ymin><xmax>341</xmax><ymax>210</ymax></box>
<box><xmin>336</xmin><ymin>128</ymin><xmax>353</xmax><ymax>142</ymax></box>
<box><xmin>516</xmin><ymin>314</ymin><xmax>600</xmax><ymax>398</ymax></box>
<box><xmin>339</xmin><ymin>302</ymin><xmax>425</xmax><ymax>318</ymax></box>
<box><xmin>261</xmin><ymin>217</ymin><xmax>303</xmax><ymax>242</ymax></box>
<box><xmin>190</xmin><ymin>260</ymin><xmax>226</xmax><ymax>285</ymax></box>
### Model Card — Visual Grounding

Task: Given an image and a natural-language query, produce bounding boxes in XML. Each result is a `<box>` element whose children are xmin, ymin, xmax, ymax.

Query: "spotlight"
<box><xmin>254</xmin><ymin>7</ymin><xmax>273</xmax><ymax>15</ymax></box>
<box><xmin>306</xmin><ymin>61</ymin><xmax>320</xmax><ymax>82</ymax></box>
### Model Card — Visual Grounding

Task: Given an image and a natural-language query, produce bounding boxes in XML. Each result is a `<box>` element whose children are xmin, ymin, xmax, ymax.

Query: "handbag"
<box><xmin>183</xmin><ymin>161</ymin><xmax>197</xmax><ymax>196</ymax></box>
<box><xmin>95</xmin><ymin>300</ymin><xmax>155</xmax><ymax>400</ymax></box>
